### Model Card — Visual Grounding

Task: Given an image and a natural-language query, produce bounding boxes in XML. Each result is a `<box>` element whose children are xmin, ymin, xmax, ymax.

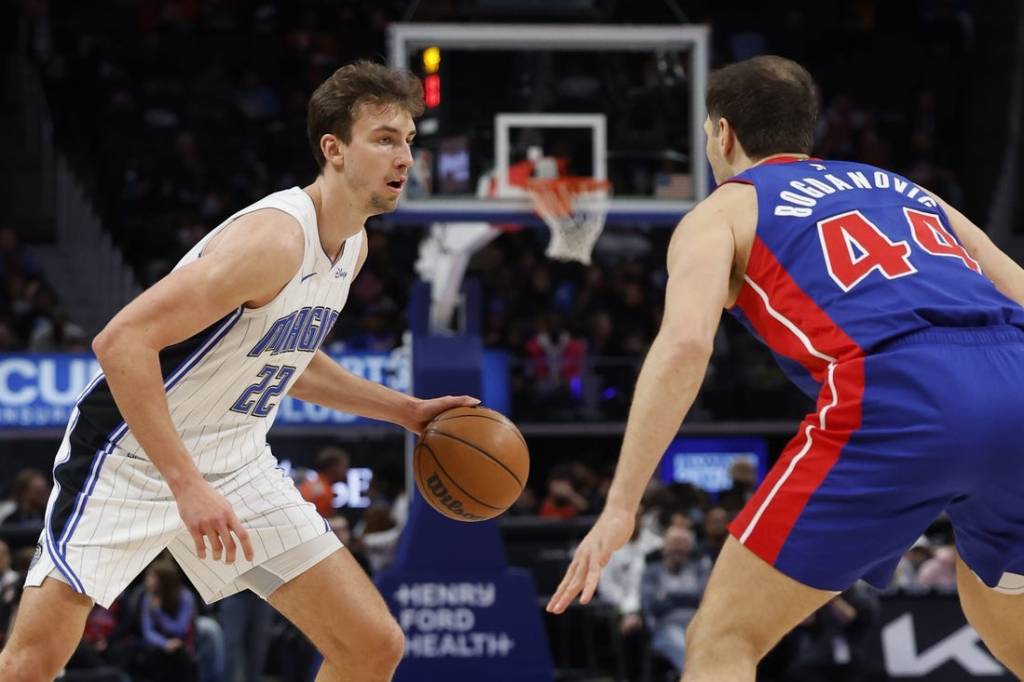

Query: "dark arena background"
<box><xmin>1</xmin><ymin>1</ymin><xmax>1023</xmax><ymax>681</ymax></box>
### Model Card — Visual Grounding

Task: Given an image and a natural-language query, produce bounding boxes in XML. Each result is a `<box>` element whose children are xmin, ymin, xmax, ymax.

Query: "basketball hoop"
<box><xmin>525</xmin><ymin>177</ymin><xmax>611</xmax><ymax>265</ymax></box>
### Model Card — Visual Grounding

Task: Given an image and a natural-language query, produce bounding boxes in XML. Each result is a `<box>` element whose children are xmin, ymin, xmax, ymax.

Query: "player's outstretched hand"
<box><xmin>174</xmin><ymin>477</ymin><xmax>255</xmax><ymax>564</ymax></box>
<box><xmin>406</xmin><ymin>395</ymin><xmax>481</xmax><ymax>434</ymax></box>
<box><xmin>546</xmin><ymin>506</ymin><xmax>635</xmax><ymax>614</ymax></box>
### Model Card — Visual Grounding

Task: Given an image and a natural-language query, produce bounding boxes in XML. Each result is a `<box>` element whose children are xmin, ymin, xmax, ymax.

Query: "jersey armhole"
<box><xmin>712</xmin><ymin>179</ymin><xmax>759</xmax><ymax>311</ymax></box>
<box><xmin>215</xmin><ymin>207</ymin><xmax>307</xmax><ymax>312</ymax></box>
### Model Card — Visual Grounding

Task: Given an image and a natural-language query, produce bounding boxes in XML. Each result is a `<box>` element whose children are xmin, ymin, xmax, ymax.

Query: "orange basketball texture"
<box><xmin>414</xmin><ymin>406</ymin><xmax>529</xmax><ymax>522</ymax></box>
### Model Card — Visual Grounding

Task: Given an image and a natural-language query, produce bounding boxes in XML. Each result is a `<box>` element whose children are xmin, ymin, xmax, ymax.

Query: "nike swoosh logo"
<box><xmin>300</xmin><ymin>272</ymin><xmax>317</xmax><ymax>282</ymax></box>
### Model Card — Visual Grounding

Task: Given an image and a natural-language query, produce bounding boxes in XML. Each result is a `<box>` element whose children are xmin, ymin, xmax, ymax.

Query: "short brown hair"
<box><xmin>706</xmin><ymin>55</ymin><xmax>818</xmax><ymax>158</ymax></box>
<box><xmin>307</xmin><ymin>60</ymin><xmax>425</xmax><ymax>169</ymax></box>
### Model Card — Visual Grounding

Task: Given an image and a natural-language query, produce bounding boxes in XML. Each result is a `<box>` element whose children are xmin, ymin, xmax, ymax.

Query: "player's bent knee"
<box><xmin>358</xmin><ymin>616</ymin><xmax>404</xmax><ymax>670</ymax></box>
<box><xmin>378</xmin><ymin>618</ymin><xmax>406</xmax><ymax>666</ymax></box>
<box><xmin>321</xmin><ymin>613</ymin><xmax>404</xmax><ymax>671</ymax></box>
<box><xmin>685</xmin><ymin>611</ymin><xmax>771</xmax><ymax>663</ymax></box>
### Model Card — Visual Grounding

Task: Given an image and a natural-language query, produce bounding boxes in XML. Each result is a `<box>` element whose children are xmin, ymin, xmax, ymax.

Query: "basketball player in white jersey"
<box><xmin>0</xmin><ymin>61</ymin><xmax>474</xmax><ymax>682</ymax></box>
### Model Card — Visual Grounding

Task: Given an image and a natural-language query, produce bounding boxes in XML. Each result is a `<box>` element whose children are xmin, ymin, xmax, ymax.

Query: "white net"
<box><xmin>526</xmin><ymin>178</ymin><xmax>611</xmax><ymax>265</ymax></box>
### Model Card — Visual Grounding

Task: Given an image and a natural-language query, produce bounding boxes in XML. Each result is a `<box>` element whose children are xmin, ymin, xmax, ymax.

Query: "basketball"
<box><xmin>414</xmin><ymin>406</ymin><xmax>529</xmax><ymax>522</ymax></box>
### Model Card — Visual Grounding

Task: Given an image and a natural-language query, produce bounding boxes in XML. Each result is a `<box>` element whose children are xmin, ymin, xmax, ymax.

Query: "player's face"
<box><xmin>342</xmin><ymin>103</ymin><xmax>416</xmax><ymax>214</ymax></box>
<box><xmin>704</xmin><ymin>115</ymin><xmax>730</xmax><ymax>185</ymax></box>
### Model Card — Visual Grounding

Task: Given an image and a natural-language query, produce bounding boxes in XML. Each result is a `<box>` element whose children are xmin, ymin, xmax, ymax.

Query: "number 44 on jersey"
<box><xmin>818</xmin><ymin>208</ymin><xmax>980</xmax><ymax>292</ymax></box>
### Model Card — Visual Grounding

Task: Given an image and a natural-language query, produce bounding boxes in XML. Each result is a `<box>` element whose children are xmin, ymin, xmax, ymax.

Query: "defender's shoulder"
<box><xmin>679</xmin><ymin>181</ymin><xmax>755</xmax><ymax>227</ymax></box>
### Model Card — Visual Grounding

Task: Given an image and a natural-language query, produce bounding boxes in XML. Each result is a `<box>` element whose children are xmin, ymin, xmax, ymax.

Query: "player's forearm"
<box><xmin>605</xmin><ymin>333</ymin><xmax>712</xmax><ymax>513</ymax></box>
<box><xmin>290</xmin><ymin>350</ymin><xmax>417</xmax><ymax>428</ymax></box>
<box><xmin>92</xmin><ymin>331</ymin><xmax>202</xmax><ymax>492</ymax></box>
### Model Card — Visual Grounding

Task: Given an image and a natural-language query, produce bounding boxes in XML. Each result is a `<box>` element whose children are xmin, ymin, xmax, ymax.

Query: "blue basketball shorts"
<box><xmin>730</xmin><ymin>325</ymin><xmax>1024</xmax><ymax>592</ymax></box>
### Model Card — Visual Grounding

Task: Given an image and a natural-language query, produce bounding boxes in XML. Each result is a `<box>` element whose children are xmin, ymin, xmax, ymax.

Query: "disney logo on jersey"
<box><xmin>248</xmin><ymin>306</ymin><xmax>340</xmax><ymax>357</ymax></box>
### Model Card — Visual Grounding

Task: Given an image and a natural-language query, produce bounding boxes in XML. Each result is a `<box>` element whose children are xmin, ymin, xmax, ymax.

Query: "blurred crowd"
<box><xmin>0</xmin><ymin>225</ymin><xmax>87</xmax><ymax>352</ymax></box>
<box><xmin>0</xmin><ymin>453</ymin><xmax>960</xmax><ymax>681</ymax></box>
<box><xmin>5</xmin><ymin>0</ymin><xmax>975</xmax><ymax>422</ymax></box>
<box><xmin>560</xmin><ymin>459</ymin><xmax>956</xmax><ymax>681</ymax></box>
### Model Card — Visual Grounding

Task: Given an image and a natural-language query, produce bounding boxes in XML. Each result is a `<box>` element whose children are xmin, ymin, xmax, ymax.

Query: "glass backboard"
<box><xmin>387</xmin><ymin>23</ymin><xmax>710</xmax><ymax>227</ymax></box>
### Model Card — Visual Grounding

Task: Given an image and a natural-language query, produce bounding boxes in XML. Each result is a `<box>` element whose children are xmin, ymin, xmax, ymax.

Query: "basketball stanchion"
<box><xmin>375</xmin><ymin>280</ymin><xmax>554</xmax><ymax>682</ymax></box>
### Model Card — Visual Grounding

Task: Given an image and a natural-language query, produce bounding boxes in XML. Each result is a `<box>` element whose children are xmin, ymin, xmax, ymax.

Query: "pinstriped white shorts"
<box><xmin>26</xmin><ymin>448</ymin><xmax>340</xmax><ymax>608</ymax></box>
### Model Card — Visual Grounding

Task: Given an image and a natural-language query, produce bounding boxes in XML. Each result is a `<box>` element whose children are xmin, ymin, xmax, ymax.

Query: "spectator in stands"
<box><xmin>63</xmin><ymin>602</ymin><xmax>131</xmax><ymax>682</ymax></box>
<box><xmin>507</xmin><ymin>485</ymin><xmax>539</xmax><ymax>516</ymax></box>
<box><xmin>915</xmin><ymin>544</ymin><xmax>958</xmax><ymax>592</ymax></box>
<box><xmin>569</xmin><ymin>460</ymin><xmax>607</xmax><ymax>512</ymax></box>
<box><xmin>890</xmin><ymin>536</ymin><xmax>935</xmax><ymax>590</ymax></box>
<box><xmin>640</xmin><ymin>526</ymin><xmax>710</xmax><ymax>674</ymax></box>
<box><xmin>359</xmin><ymin>506</ymin><xmax>401</xmax><ymax>574</ymax></box>
<box><xmin>194</xmin><ymin>611</ymin><xmax>226</xmax><ymax>682</ymax></box>
<box><xmin>0</xmin><ymin>317</ymin><xmax>18</xmax><ymax>351</ymax></box>
<box><xmin>28</xmin><ymin>307</ymin><xmax>88</xmax><ymax>352</ymax></box>
<box><xmin>700</xmin><ymin>506</ymin><xmax>730</xmax><ymax>562</ymax></box>
<box><xmin>297</xmin><ymin>446</ymin><xmax>349</xmax><ymax>518</ymax></box>
<box><xmin>0</xmin><ymin>540</ymin><xmax>20</xmax><ymax>646</ymax></box>
<box><xmin>782</xmin><ymin>583</ymin><xmax>882</xmax><ymax>682</ymax></box>
<box><xmin>525</xmin><ymin>312</ymin><xmax>586</xmax><ymax>392</ymax></box>
<box><xmin>219</xmin><ymin>588</ymin><xmax>271</xmax><ymax>682</ymax></box>
<box><xmin>538</xmin><ymin>466</ymin><xmax>590</xmax><ymax>519</ymax></box>
<box><xmin>609</xmin><ymin>281</ymin><xmax>653</xmax><ymax>355</ymax></box>
<box><xmin>0</xmin><ymin>468</ymin><xmax>50</xmax><ymax>524</ymax></box>
<box><xmin>0</xmin><ymin>227</ymin><xmax>41</xmax><ymax>281</ymax></box>
<box><xmin>600</xmin><ymin>507</ymin><xmax>664</xmax><ymax>633</ymax></box>
<box><xmin>135</xmin><ymin>560</ymin><xmax>198</xmax><ymax>682</ymax></box>
<box><xmin>0</xmin><ymin>540</ymin><xmax>17</xmax><ymax>592</ymax></box>
<box><xmin>726</xmin><ymin>458</ymin><xmax>757</xmax><ymax>503</ymax></box>
<box><xmin>353</xmin><ymin>304</ymin><xmax>400</xmax><ymax>351</ymax></box>
<box><xmin>598</xmin><ymin>507</ymin><xmax>663</xmax><ymax>679</ymax></box>
<box><xmin>328</xmin><ymin>514</ymin><xmax>372</xmax><ymax>576</ymax></box>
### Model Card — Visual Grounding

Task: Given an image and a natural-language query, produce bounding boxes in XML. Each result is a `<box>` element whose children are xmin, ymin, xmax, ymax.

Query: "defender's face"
<box><xmin>704</xmin><ymin>115</ymin><xmax>730</xmax><ymax>185</ymax></box>
<box><xmin>342</xmin><ymin>104</ymin><xmax>416</xmax><ymax>214</ymax></box>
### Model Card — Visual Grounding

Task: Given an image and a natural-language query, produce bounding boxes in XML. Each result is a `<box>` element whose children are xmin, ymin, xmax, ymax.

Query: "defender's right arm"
<box><xmin>937</xmin><ymin>196</ymin><xmax>1024</xmax><ymax>306</ymax></box>
<box><xmin>91</xmin><ymin>209</ymin><xmax>303</xmax><ymax>563</ymax></box>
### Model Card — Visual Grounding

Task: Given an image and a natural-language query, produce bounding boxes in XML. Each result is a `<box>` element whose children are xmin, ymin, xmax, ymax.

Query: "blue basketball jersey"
<box><xmin>724</xmin><ymin>156</ymin><xmax>1024</xmax><ymax>395</ymax></box>
<box><xmin>721</xmin><ymin>158</ymin><xmax>1024</xmax><ymax>592</ymax></box>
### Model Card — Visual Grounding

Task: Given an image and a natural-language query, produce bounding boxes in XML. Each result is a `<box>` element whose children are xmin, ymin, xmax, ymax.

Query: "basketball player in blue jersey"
<box><xmin>548</xmin><ymin>55</ymin><xmax>1024</xmax><ymax>680</ymax></box>
<box><xmin>0</xmin><ymin>61</ymin><xmax>478</xmax><ymax>682</ymax></box>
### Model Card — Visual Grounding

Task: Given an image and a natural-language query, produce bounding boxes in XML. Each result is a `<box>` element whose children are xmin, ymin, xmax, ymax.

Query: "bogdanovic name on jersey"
<box><xmin>248</xmin><ymin>306</ymin><xmax>341</xmax><ymax>357</ymax></box>
<box><xmin>772</xmin><ymin>164</ymin><xmax>939</xmax><ymax>218</ymax></box>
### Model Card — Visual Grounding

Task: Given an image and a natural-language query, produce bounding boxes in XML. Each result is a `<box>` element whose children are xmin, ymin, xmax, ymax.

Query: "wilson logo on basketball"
<box><xmin>424</xmin><ymin>473</ymin><xmax>483</xmax><ymax>521</ymax></box>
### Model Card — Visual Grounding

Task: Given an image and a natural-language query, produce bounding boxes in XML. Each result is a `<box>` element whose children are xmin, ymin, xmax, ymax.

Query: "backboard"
<box><xmin>387</xmin><ymin>23</ymin><xmax>710</xmax><ymax>227</ymax></box>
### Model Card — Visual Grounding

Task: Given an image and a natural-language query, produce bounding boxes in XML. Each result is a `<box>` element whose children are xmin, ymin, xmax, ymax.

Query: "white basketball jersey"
<box><xmin>67</xmin><ymin>187</ymin><xmax>362</xmax><ymax>474</ymax></box>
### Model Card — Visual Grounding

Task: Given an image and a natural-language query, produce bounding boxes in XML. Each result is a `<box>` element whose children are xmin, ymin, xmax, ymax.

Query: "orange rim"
<box><xmin>525</xmin><ymin>177</ymin><xmax>611</xmax><ymax>217</ymax></box>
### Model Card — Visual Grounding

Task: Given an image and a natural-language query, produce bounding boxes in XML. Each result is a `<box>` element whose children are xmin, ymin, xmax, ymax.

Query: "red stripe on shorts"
<box><xmin>728</xmin><ymin>237</ymin><xmax>866</xmax><ymax>563</ymax></box>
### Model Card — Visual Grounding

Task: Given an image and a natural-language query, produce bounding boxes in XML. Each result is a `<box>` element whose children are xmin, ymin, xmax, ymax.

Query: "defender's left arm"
<box><xmin>289</xmin><ymin>231</ymin><xmax>477</xmax><ymax>432</ymax></box>
<box><xmin>934</xmin><ymin>195</ymin><xmax>1024</xmax><ymax>306</ymax></box>
<box><xmin>547</xmin><ymin>200</ymin><xmax>736</xmax><ymax>613</ymax></box>
<box><xmin>600</xmin><ymin>209</ymin><xmax>735</xmax><ymax>514</ymax></box>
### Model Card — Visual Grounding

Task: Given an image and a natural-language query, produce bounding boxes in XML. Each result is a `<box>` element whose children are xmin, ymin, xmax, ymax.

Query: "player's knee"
<box><xmin>685</xmin><ymin>612</ymin><xmax>770</xmax><ymax>662</ymax></box>
<box><xmin>321</xmin><ymin>614</ymin><xmax>404</xmax><ymax>672</ymax></box>
<box><xmin>374</xmin><ymin>617</ymin><xmax>406</xmax><ymax>669</ymax></box>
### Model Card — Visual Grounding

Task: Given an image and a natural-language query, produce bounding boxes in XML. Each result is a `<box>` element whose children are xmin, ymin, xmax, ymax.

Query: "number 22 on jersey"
<box><xmin>818</xmin><ymin>208</ymin><xmax>981</xmax><ymax>292</ymax></box>
<box><xmin>231</xmin><ymin>364</ymin><xmax>296</xmax><ymax>418</ymax></box>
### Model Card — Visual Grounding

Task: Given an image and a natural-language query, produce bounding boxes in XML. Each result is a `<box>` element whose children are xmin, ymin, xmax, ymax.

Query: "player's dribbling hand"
<box><xmin>546</xmin><ymin>506</ymin><xmax>635</xmax><ymax>614</ymax></box>
<box><xmin>174</xmin><ymin>477</ymin><xmax>255</xmax><ymax>564</ymax></box>
<box><xmin>405</xmin><ymin>395</ymin><xmax>481</xmax><ymax>434</ymax></box>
